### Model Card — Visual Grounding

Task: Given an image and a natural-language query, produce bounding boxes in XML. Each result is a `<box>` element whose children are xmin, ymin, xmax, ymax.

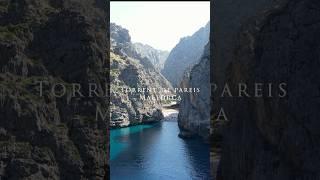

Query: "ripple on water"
<box><xmin>110</xmin><ymin>120</ymin><xmax>211</xmax><ymax>180</ymax></box>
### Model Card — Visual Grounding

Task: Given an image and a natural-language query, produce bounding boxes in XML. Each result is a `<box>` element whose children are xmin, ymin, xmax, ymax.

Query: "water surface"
<box><xmin>110</xmin><ymin>120</ymin><xmax>211</xmax><ymax>180</ymax></box>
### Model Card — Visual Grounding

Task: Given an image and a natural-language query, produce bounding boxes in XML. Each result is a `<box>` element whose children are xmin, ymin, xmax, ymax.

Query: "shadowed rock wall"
<box><xmin>213</xmin><ymin>0</ymin><xmax>320</xmax><ymax>179</ymax></box>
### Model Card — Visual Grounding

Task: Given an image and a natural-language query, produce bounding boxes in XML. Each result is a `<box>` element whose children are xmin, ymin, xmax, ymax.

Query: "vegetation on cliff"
<box><xmin>0</xmin><ymin>0</ymin><xmax>109</xmax><ymax>179</ymax></box>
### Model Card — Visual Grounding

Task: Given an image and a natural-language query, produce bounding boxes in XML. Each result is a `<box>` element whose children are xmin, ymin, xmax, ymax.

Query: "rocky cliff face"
<box><xmin>132</xmin><ymin>43</ymin><xmax>169</xmax><ymax>71</ymax></box>
<box><xmin>110</xmin><ymin>23</ymin><xmax>173</xmax><ymax>128</ymax></box>
<box><xmin>178</xmin><ymin>43</ymin><xmax>210</xmax><ymax>140</ymax></box>
<box><xmin>0</xmin><ymin>0</ymin><xmax>108</xmax><ymax>179</ymax></box>
<box><xmin>214</xmin><ymin>0</ymin><xmax>320</xmax><ymax>179</ymax></box>
<box><xmin>162</xmin><ymin>22</ymin><xmax>209</xmax><ymax>87</ymax></box>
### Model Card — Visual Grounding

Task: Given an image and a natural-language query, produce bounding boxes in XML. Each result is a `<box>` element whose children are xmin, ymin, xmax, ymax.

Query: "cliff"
<box><xmin>178</xmin><ymin>43</ymin><xmax>210</xmax><ymax>140</ymax></box>
<box><xmin>110</xmin><ymin>23</ymin><xmax>173</xmax><ymax>128</ymax></box>
<box><xmin>0</xmin><ymin>0</ymin><xmax>108</xmax><ymax>179</ymax></box>
<box><xmin>162</xmin><ymin>22</ymin><xmax>209</xmax><ymax>87</ymax></box>
<box><xmin>132</xmin><ymin>43</ymin><xmax>169</xmax><ymax>71</ymax></box>
<box><xmin>213</xmin><ymin>0</ymin><xmax>320</xmax><ymax>179</ymax></box>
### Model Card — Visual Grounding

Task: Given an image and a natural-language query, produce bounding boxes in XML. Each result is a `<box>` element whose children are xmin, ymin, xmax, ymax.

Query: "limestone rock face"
<box><xmin>110</xmin><ymin>23</ymin><xmax>172</xmax><ymax>128</ymax></box>
<box><xmin>162</xmin><ymin>22</ymin><xmax>209</xmax><ymax>87</ymax></box>
<box><xmin>214</xmin><ymin>0</ymin><xmax>320</xmax><ymax>179</ymax></box>
<box><xmin>178</xmin><ymin>43</ymin><xmax>210</xmax><ymax>140</ymax></box>
<box><xmin>132</xmin><ymin>43</ymin><xmax>169</xmax><ymax>71</ymax></box>
<box><xmin>0</xmin><ymin>0</ymin><xmax>109</xmax><ymax>179</ymax></box>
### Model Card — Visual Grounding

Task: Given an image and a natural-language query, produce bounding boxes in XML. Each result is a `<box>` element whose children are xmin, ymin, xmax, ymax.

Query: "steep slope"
<box><xmin>214</xmin><ymin>0</ymin><xmax>320</xmax><ymax>179</ymax></box>
<box><xmin>178</xmin><ymin>43</ymin><xmax>210</xmax><ymax>140</ymax></box>
<box><xmin>162</xmin><ymin>22</ymin><xmax>209</xmax><ymax>87</ymax></box>
<box><xmin>132</xmin><ymin>43</ymin><xmax>169</xmax><ymax>71</ymax></box>
<box><xmin>110</xmin><ymin>23</ymin><xmax>173</xmax><ymax>128</ymax></box>
<box><xmin>0</xmin><ymin>0</ymin><xmax>108</xmax><ymax>179</ymax></box>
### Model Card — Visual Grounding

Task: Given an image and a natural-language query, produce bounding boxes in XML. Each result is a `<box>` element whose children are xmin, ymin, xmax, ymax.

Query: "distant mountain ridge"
<box><xmin>162</xmin><ymin>22</ymin><xmax>210</xmax><ymax>87</ymax></box>
<box><xmin>111</xmin><ymin>23</ymin><xmax>169</xmax><ymax>71</ymax></box>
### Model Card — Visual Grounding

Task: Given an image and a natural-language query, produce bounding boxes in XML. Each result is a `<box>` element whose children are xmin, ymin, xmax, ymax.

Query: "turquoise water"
<box><xmin>110</xmin><ymin>121</ymin><xmax>211</xmax><ymax>180</ymax></box>
<box><xmin>110</xmin><ymin>124</ymin><xmax>155</xmax><ymax>160</ymax></box>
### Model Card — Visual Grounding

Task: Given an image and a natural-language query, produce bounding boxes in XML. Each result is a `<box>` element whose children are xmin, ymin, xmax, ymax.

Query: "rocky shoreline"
<box><xmin>111</xmin><ymin>105</ymin><xmax>179</xmax><ymax>129</ymax></box>
<box><xmin>109</xmin><ymin>120</ymin><xmax>161</xmax><ymax>130</ymax></box>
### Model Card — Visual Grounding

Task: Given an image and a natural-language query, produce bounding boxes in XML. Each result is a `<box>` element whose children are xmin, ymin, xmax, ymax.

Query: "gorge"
<box><xmin>110</xmin><ymin>22</ymin><xmax>211</xmax><ymax>136</ymax></box>
<box><xmin>110</xmin><ymin>22</ymin><xmax>211</xmax><ymax>179</ymax></box>
<box><xmin>0</xmin><ymin>0</ymin><xmax>211</xmax><ymax>177</ymax></box>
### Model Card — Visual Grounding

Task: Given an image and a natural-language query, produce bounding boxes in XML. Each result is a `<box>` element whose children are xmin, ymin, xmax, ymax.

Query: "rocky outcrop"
<box><xmin>162</xmin><ymin>22</ymin><xmax>209</xmax><ymax>87</ymax></box>
<box><xmin>213</xmin><ymin>0</ymin><xmax>320</xmax><ymax>179</ymax></box>
<box><xmin>0</xmin><ymin>0</ymin><xmax>108</xmax><ymax>179</ymax></box>
<box><xmin>110</xmin><ymin>23</ymin><xmax>173</xmax><ymax>128</ymax></box>
<box><xmin>178</xmin><ymin>43</ymin><xmax>210</xmax><ymax>140</ymax></box>
<box><xmin>132</xmin><ymin>43</ymin><xmax>169</xmax><ymax>71</ymax></box>
<box><xmin>110</xmin><ymin>22</ymin><xmax>131</xmax><ymax>46</ymax></box>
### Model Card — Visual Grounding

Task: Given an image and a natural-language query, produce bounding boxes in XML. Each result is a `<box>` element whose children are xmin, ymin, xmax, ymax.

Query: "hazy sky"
<box><xmin>110</xmin><ymin>1</ymin><xmax>210</xmax><ymax>51</ymax></box>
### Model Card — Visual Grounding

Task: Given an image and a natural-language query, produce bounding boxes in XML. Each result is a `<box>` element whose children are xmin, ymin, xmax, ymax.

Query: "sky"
<box><xmin>110</xmin><ymin>1</ymin><xmax>210</xmax><ymax>51</ymax></box>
